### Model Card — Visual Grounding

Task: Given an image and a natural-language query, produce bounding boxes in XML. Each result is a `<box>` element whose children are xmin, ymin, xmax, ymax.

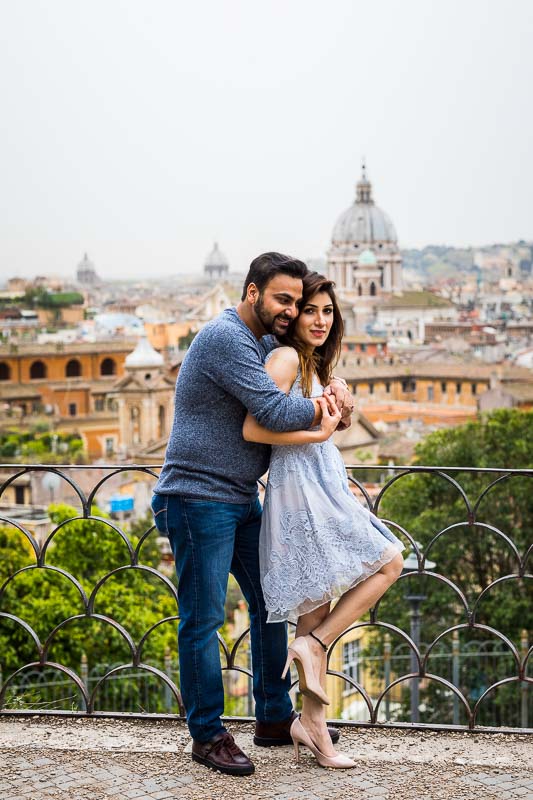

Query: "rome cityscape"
<box><xmin>0</xmin><ymin>1</ymin><xmax>532</xmax><ymax>795</ymax></box>
<box><xmin>1</xmin><ymin>162</ymin><xmax>532</xmax><ymax>476</ymax></box>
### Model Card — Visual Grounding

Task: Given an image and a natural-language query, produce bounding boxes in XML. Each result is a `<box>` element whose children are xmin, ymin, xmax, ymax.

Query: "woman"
<box><xmin>243</xmin><ymin>272</ymin><xmax>404</xmax><ymax>769</ymax></box>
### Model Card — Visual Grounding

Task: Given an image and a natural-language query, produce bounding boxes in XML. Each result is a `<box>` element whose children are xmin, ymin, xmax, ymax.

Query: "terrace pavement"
<box><xmin>0</xmin><ymin>716</ymin><xmax>531</xmax><ymax>800</ymax></box>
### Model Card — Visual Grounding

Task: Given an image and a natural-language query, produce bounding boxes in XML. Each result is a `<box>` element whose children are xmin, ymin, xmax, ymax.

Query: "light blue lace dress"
<box><xmin>260</xmin><ymin>368</ymin><xmax>405</xmax><ymax>623</ymax></box>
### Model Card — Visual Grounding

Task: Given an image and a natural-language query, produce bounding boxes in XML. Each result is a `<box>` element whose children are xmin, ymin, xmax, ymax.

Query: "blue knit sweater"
<box><xmin>154</xmin><ymin>308</ymin><xmax>315</xmax><ymax>503</ymax></box>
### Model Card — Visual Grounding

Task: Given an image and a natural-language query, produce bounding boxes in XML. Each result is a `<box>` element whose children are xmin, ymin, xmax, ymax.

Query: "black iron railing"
<box><xmin>0</xmin><ymin>463</ymin><xmax>531</xmax><ymax>733</ymax></box>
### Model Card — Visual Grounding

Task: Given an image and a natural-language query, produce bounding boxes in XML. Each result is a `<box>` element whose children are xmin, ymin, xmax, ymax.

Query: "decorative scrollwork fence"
<box><xmin>0</xmin><ymin>463</ymin><xmax>531</xmax><ymax>733</ymax></box>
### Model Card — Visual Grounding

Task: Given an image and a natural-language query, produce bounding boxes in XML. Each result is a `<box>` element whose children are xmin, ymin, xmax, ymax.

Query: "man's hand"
<box><xmin>317</xmin><ymin>395</ymin><xmax>342</xmax><ymax>440</ymax></box>
<box><xmin>324</xmin><ymin>378</ymin><xmax>355</xmax><ymax>430</ymax></box>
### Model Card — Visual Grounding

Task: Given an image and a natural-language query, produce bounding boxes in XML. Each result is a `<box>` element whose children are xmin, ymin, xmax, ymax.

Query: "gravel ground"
<box><xmin>0</xmin><ymin>716</ymin><xmax>531</xmax><ymax>800</ymax></box>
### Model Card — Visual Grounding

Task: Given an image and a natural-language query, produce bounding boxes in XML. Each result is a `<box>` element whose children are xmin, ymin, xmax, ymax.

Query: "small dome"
<box><xmin>76</xmin><ymin>252</ymin><xmax>100</xmax><ymax>285</ymax></box>
<box><xmin>78</xmin><ymin>252</ymin><xmax>94</xmax><ymax>271</ymax></box>
<box><xmin>204</xmin><ymin>242</ymin><xmax>229</xmax><ymax>270</ymax></box>
<box><xmin>358</xmin><ymin>248</ymin><xmax>377</xmax><ymax>266</ymax></box>
<box><xmin>125</xmin><ymin>336</ymin><xmax>164</xmax><ymax>369</ymax></box>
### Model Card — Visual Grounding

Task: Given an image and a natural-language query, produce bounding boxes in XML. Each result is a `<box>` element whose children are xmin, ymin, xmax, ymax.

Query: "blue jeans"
<box><xmin>151</xmin><ymin>493</ymin><xmax>292</xmax><ymax>742</ymax></box>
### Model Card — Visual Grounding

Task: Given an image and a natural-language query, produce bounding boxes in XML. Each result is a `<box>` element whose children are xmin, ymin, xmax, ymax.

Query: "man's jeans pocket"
<box><xmin>151</xmin><ymin>493</ymin><xmax>168</xmax><ymax>536</ymax></box>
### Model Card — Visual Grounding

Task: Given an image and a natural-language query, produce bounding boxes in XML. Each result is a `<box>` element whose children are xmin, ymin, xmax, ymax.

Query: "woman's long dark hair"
<box><xmin>283</xmin><ymin>272</ymin><xmax>344</xmax><ymax>396</ymax></box>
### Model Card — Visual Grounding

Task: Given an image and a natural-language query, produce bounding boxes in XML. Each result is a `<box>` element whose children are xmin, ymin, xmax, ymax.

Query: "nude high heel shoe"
<box><xmin>281</xmin><ymin>635</ymin><xmax>330</xmax><ymax>705</ymax></box>
<box><xmin>290</xmin><ymin>718</ymin><xmax>356</xmax><ymax>769</ymax></box>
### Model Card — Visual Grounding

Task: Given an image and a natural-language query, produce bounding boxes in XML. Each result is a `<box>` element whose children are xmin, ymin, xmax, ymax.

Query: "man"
<box><xmin>152</xmin><ymin>252</ymin><xmax>353</xmax><ymax>775</ymax></box>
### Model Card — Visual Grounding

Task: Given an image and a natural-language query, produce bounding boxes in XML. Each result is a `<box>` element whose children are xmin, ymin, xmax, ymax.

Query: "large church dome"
<box><xmin>331</xmin><ymin>165</ymin><xmax>397</xmax><ymax>245</ymax></box>
<box><xmin>327</xmin><ymin>162</ymin><xmax>403</xmax><ymax>304</ymax></box>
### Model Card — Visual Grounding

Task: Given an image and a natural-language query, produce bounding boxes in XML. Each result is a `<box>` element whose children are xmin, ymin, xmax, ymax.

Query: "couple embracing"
<box><xmin>151</xmin><ymin>252</ymin><xmax>404</xmax><ymax>776</ymax></box>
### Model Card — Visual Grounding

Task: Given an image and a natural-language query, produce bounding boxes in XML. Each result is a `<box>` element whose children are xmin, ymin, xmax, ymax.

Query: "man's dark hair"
<box><xmin>241</xmin><ymin>252</ymin><xmax>308</xmax><ymax>300</ymax></box>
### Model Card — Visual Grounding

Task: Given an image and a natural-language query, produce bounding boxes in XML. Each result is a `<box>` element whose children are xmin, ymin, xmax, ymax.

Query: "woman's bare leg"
<box><xmin>310</xmin><ymin>553</ymin><xmax>404</xmax><ymax>655</ymax></box>
<box><xmin>293</xmin><ymin>553</ymin><xmax>404</xmax><ymax>754</ymax></box>
<box><xmin>294</xmin><ymin>603</ymin><xmax>338</xmax><ymax>756</ymax></box>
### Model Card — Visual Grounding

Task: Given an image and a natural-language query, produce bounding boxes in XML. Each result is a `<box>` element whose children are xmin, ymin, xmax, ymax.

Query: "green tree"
<box><xmin>366</xmin><ymin>408</ymin><xmax>532</xmax><ymax>726</ymax></box>
<box><xmin>0</xmin><ymin>503</ymin><xmax>179</xmax><ymax>711</ymax></box>
<box><xmin>0</xmin><ymin>427</ymin><xmax>87</xmax><ymax>464</ymax></box>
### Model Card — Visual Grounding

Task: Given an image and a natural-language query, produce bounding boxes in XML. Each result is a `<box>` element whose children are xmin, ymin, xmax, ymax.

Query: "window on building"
<box><xmin>427</xmin><ymin>386</ymin><xmax>434</xmax><ymax>402</ymax></box>
<box><xmin>342</xmin><ymin>639</ymin><xmax>360</xmax><ymax>692</ymax></box>
<box><xmin>357</xmin><ymin>284</ymin><xmax>362</xmax><ymax>297</ymax></box>
<box><xmin>441</xmin><ymin>381</ymin><xmax>447</xmax><ymax>393</ymax></box>
<box><xmin>370</xmin><ymin>282</ymin><xmax>376</xmax><ymax>296</ymax></box>
<box><xmin>66</xmin><ymin>359</ymin><xmax>82</xmax><ymax>378</ymax></box>
<box><xmin>158</xmin><ymin>404</ymin><xmax>166</xmax><ymax>438</ymax></box>
<box><xmin>131</xmin><ymin>406</ymin><xmax>140</xmax><ymax>445</ymax></box>
<box><xmin>105</xmin><ymin>437</ymin><xmax>114</xmax><ymax>456</ymax></box>
<box><xmin>68</xmin><ymin>403</ymin><xmax>77</xmax><ymax>417</ymax></box>
<box><xmin>401</xmin><ymin>379</ymin><xmax>408</xmax><ymax>392</ymax></box>
<box><xmin>472</xmin><ymin>383</ymin><xmax>477</xmax><ymax>395</ymax></box>
<box><xmin>30</xmin><ymin>360</ymin><xmax>47</xmax><ymax>379</ymax></box>
<box><xmin>385</xmin><ymin>381</ymin><xmax>391</xmax><ymax>394</ymax></box>
<box><xmin>15</xmin><ymin>485</ymin><xmax>25</xmax><ymax>504</ymax></box>
<box><xmin>456</xmin><ymin>382</ymin><xmax>462</xmax><ymax>394</ymax></box>
<box><xmin>360</xmin><ymin>344</ymin><xmax>366</xmax><ymax>352</ymax></box>
<box><xmin>100</xmin><ymin>357</ymin><xmax>117</xmax><ymax>376</ymax></box>
<box><xmin>0</xmin><ymin>362</ymin><xmax>10</xmax><ymax>380</ymax></box>
<box><xmin>95</xmin><ymin>397</ymin><xmax>105</xmax><ymax>412</ymax></box>
<box><xmin>369</xmin><ymin>383</ymin><xmax>374</xmax><ymax>395</ymax></box>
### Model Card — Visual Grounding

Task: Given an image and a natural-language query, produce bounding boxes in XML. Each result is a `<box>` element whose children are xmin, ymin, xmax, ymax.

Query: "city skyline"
<box><xmin>1</xmin><ymin>0</ymin><xmax>532</xmax><ymax>279</ymax></box>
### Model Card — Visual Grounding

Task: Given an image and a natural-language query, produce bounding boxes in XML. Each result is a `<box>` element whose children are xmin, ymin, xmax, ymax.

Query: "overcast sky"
<box><xmin>1</xmin><ymin>0</ymin><xmax>532</xmax><ymax>279</ymax></box>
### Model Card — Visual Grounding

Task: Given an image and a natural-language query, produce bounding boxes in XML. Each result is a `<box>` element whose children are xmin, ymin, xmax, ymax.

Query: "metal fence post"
<box><xmin>384</xmin><ymin>633</ymin><xmax>391</xmax><ymax>721</ymax></box>
<box><xmin>521</xmin><ymin>630</ymin><xmax>529</xmax><ymax>729</ymax></box>
<box><xmin>80</xmin><ymin>653</ymin><xmax>88</xmax><ymax>712</ymax></box>
<box><xmin>452</xmin><ymin>630</ymin><xmax>460</xmax><ymax>725</ymax></box>
<box><xmin>80</xmin><ymin>653</ymin><xmax>88</xmax><ymax>687</ymax></box>
<box><xmin>407</xmin><ymin>596</ymin><xmax>424</xmax><ymax>723</ymax></box>
<box><xmin>247</xmin><ymin>642</ymin><xmax>254</xmax><ymax>717</ymax></box>
<box><xmin>164</xmin><ymin>647</ymin><xmax>173</xmax><ymax>713</ymax></box>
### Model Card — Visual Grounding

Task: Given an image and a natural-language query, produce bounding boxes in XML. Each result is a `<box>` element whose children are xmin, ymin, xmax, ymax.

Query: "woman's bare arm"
<box><xmin>242</xmin><ymin>347</ymin><xmax>340</xmax><ymax>445</ymax></box>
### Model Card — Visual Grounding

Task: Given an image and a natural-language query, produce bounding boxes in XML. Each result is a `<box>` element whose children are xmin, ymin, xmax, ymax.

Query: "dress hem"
<box><xmin>265</xmin><ymin>542</ymin><xmax>404</xmax><ymax>624</ymax></box>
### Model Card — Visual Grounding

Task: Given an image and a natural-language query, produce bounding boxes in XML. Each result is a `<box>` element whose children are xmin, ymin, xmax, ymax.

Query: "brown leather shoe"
<box><xmin>192</xmin><ymin>731</ymin><xmax>255</xmax><ymax>776</ymax></box>
<box><xmin>254</xmin><ymin>710</ymin><xmax>340</xmax><ymax>747</ymax></box>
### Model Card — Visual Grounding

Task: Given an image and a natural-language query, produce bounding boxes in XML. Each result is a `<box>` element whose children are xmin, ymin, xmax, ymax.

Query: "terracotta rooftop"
<box><xmin>379</xmin><ymin>290</ymin><xmax>455</xmax><ymax>308</ymax></box>
<box><xmin>337</xmin><ymin>361</ymin><xmax>533</xmax><ymax>382</ymax></box>
<box><xmin>0</xmin><ymin>340</ymin><xmax>136</xmax><ymax>356</ymax></box>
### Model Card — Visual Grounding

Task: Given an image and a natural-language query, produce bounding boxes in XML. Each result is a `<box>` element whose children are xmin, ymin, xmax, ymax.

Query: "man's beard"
<box><xmin>253</xmin><ymin>295</ymin><xmax>291</xmax><ymax>337</ymax></box>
